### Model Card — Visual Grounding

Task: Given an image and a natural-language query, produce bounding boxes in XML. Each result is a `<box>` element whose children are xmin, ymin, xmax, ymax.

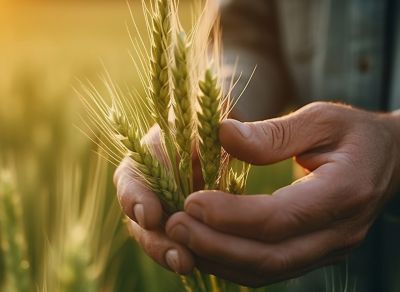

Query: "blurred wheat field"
<box><xmin>0</xmin><ymin>1</ymin><xmax>294</xmax><ymax>291</ymax></box>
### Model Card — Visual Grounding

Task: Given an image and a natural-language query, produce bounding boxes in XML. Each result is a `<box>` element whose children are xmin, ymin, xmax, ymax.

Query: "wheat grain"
<box><xmin>197</xmin><ymin>68</ymin><xmax>222</xmax><ymax>190</ymax></box>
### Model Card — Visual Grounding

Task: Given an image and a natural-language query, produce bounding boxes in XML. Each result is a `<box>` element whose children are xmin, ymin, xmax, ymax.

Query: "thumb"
<box><xmin>219</xmin><ymin>103</ymin><xmax>340</xmax><ymax>165</ymax></box>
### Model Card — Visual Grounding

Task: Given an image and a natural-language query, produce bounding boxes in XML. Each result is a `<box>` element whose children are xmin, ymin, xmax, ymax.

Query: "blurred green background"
<box><xmin>0</xmin><ymin>0</ymin><xmax>298</xmax><ymax>291</ymax></box>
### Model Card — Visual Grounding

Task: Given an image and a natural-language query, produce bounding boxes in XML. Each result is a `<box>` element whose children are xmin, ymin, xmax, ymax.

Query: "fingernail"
<box><xmin>169</xmin><ymin>224</ymin><xmax>189</xmax><ymax>244</ymax></box>
<box><xmin>186</xmin><ymin>203</ymin><xmax>204</xmax><ymax>221</ymax></box>
<box><xmin>231</xmin><ymin>120</ymin><xmax>252</xmax><ymax>139</ymax></box>
<box><xmin>165</xmin><ymin>249</ymin><xmax>181</xmax><ymax>273</ymax></box>
<box><xmin>133</xmin><ymin>204</ymin><xmax>145</xmax><ymax>228</ymax></box>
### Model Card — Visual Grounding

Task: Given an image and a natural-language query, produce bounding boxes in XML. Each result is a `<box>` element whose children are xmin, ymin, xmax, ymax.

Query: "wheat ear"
<box><xmin>149</xmin><ymin>0</ymin><xmax>172</xmax><ymax>132</ymax></box>
<box><xmin>109</xmin><ymin>108</ymin><xmax>182</xmax><ymax>212</ymax></box>
<box><xmin>0</xmin><ymin>170</ymin><xmax>31</xmax><ymax>292</ymax></box>
<box><xmin>223</xmin><ymin>161</ymin><xmax>251</xmax><ymax>195</ymax></box>
<box><xmin>226</xmin><ymin>169</ymin><xmax>246</xmax><ymax>195</ymax></box>
<box><xmin>149</xmin><ymin>0</ymin><xmax>186</xmax><ymax>194</ymax></box>
<box><xmin>197</xmin><ymin>69</ymin><xmax>222</xmax><ymax>189</ymax></box>
<box><xmin>173</xmin><ymin>31</ymin><xmax>194</xmax><ymax>196</ymax></box>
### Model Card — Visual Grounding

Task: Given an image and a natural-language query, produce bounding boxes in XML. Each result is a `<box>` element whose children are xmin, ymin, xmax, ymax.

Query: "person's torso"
<box><xmin>278</xmin><ymin>0</ymin><xmax>400</xmax><ymax>112</ymax></box>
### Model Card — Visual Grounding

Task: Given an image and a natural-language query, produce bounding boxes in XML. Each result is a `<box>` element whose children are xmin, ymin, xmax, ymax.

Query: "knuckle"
<box><xmin>301</xmin><ymin>102</ymin><xmax>340</xmax><ymax>144</ymax></box>
<box><xmin>261</xmin><ymin>119</ymin><xmax>291</xmax><ymax>151</ymax></box>
<box><xmin>304</xmin><ymin>101</ymin><xmax>331</xmax><ymax>113</ymax></box>
<box><xmin>304</xmin><ymin>101</ymin><xmax>341</xmax><ymax>123</ymax></box>
<box><xmin>302</xmin><ymin>101</ymin><xmax>340</xmax><ymax>118</ymax></box>
<box><xmin>302</xmin><ymin>101</ymin><xmax>354</xmax><ymax>125</ymax></box>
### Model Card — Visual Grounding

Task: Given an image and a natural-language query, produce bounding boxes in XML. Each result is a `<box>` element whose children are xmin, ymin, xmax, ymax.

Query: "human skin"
<box><xmin>114</xmin><ymin>102</ymin><xmax>400</xmax><ymax>287</ymax></box>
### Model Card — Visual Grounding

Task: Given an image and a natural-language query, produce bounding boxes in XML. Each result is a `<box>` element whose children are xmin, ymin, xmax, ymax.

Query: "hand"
<box><xmin>164</xmin><ymin>102</ymin><xmax>400</xmax><ymax>287</ymax></box>
<box><xmin>114</xmin><ymin>102</ymin><xmax>400</xmax><ymax>286</ymax></box>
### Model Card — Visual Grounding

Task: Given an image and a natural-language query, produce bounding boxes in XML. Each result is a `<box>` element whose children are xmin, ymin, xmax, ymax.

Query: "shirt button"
<box><xmin>358</xmin><ymin>55</ymin><xmax>372</xmax><ymax>73</ymax></box>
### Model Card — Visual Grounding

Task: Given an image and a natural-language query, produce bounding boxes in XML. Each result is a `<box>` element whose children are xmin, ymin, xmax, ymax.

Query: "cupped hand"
<box><xmin>115</xmin><ymin>102</ymin><xmax>400</xmax><ymax>286</ymax></box>
<box><xmin>163</xmin><ymin>102</ymin><xmax>400</xmax><ymax>287</ymax></box>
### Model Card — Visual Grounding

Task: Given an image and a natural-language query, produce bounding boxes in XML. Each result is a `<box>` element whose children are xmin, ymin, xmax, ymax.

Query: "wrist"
<box><xmin>390</xmin><ymin>110</ymin><xmax>400</xmax><ymax>153</ymax></box>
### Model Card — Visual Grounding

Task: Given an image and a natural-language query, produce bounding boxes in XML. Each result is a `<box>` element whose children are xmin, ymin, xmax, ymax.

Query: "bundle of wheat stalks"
<box><xmin>82</xmin><ymin>0</ymin><xmax>251</xmax><ymax>291</ymax></box>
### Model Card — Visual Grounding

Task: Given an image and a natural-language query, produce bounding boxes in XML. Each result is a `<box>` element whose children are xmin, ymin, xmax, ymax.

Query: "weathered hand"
<box><xmin>164</xmin><ymin>102</ymin><xmax>400</xmax><ymax>287</ymax></box>
<box><xmin>115</xmin><ymin>102</ymin><xmax>400</xmax><ymax>286</ymax></box>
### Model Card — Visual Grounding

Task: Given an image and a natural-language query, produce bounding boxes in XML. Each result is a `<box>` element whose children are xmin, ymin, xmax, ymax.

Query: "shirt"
<box><xmin>220</xmin><ymin>0</ymin><xmax>400</xmax><ymax>117</ymax></box>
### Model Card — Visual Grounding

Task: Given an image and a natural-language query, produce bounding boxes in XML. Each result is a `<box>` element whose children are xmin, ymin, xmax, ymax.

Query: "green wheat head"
<box><xmin>198</xmin><ymin>68</ymin><xmax>222</xmax><ymax>190</ymax></box>
<box><xmin>173</xmin><ymin>31</ymin><xmax>195</xmax><ymax>196</ymax></box>
<box><xmin>149</xmin><ymin>0</ymin><xmax>173</xmax><ymax>133</ymax></box>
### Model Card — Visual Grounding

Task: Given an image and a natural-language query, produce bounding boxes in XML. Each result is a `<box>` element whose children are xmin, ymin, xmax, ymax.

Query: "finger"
<box><xmin>130</xmin><ymin>220</ymin><xmax>195</xmax><ymax>274</ymax></box>
<box><xmin>166</xmin><ymin>212</ymin><xmax>346</xmax><ymax>276</ymax></box>
<box><xmin>219</xmin><ymin>102</ymin><xmax>346</xmax><ymax>165</ymax></box>
<box><xmin>114</xmin><ymin>158</ymin><xmax>163</xmax><ymax>229</ymax></box>
<box><xmin>185</xmin><ymin>166</ymin><xmax>351</xmax><ymax>243</ymax></box>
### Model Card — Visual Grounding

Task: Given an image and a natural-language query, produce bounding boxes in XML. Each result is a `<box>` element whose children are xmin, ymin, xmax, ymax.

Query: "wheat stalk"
<box><xmin>197</xmin><ymin>68</ymin><xmax>222</xmax><ymax>190</ymax></box>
